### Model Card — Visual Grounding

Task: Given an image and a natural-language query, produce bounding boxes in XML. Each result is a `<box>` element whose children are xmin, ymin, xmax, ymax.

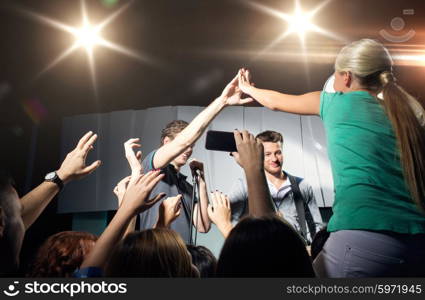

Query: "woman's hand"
<box><xmin>238</xmin><ymin>68</ymin><xmax>254</xmax><ymax>95</ymax></box>
<box><xmin>156</xmin><ymin>195</ymin><xmax>182</xmax><ymax>228</ymax></box>
<box><xmin>220</xmin><ymin>72</ymin><xmax>254</xmax><ymax>106</ymax></box>
<box><xmin>120</xmin><ymin>170</ymin><xmax>166</xmax><ymax>215</ymax></box>
<box><xmin>207</xmin><ymin>191</ymin><xmax>233</xmax><ymax>238</ymax></box>
<box><xmin>233</xmin><ymin>130</ymin><xmax>264</xmax><ymax>172</ymax></box>
<box><xmin>124</xmin><ymin>138</ymin><xmax>143</xmax><ymax>183</ymax></box>
<box><xmin>113</xmin><ymin>176</ymin><xmax>131</xmax><ymax>208</ymax></box>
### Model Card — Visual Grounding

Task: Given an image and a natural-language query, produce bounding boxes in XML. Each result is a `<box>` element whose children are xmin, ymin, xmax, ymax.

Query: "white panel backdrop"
<box><xmin>58</xmin><ymin>106</ymin><xmax>334</xmax><ymax>255</ymax></box>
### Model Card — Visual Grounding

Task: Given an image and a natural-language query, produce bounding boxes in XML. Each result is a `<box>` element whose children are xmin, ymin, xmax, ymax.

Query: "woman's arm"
<box><xmin>80</xmin><ymin>171</ymin><xmax>165</xmax><ymax>269</ymax></box>
<box><xmin>239</xmin><ymin>69</ymin><xmax>321</xmax><ymax>115</ymax></box>
<box><xmin>207</xmin><ymin>191</ymin><xmax>233</xmax><ymax>238</ymax></box>
<box><xmin>233</xmin><ymin>130</ymin><xmax>275</xmax><ymax>217</ymax></box>
<box><xmin>155</xmin><ymin>195</ymin><xmax>182</xmax><ymax>228</ymax></box>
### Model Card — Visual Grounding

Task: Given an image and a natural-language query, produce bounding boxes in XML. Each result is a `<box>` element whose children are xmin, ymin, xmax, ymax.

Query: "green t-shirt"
<box><xmin>320</xmin><ymin>91</ymin><xmax>425</xmax><ymax>234</ymax></box>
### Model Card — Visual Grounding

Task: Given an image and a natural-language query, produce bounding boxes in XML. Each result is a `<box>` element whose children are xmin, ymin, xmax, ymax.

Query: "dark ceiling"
<box><xmin>1</xmin><ymin>0</ymin><xmax>425</xmax><ymax>120</ymax></box>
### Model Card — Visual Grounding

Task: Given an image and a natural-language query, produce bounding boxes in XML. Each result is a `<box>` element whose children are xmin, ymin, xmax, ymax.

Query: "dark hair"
<box><xmin>186</xmin><ymin>245</ymin><xmax>217</xmax><ymax>278</ymax></box>
<box><xmin>217</xmin><ymin>216</ymin><xmax>315</xmax><ymax>277</ymax></box>
<box><xmin>310</xmin><ymin>225</ymin><xmax>329</xmax><ymax>261</ymax></box>
<box><xmin>255</xmin><ymin>130</ymin><xmax>283</xmax><ymax>144</ymax></box>
<box><xmin>160</xmin><ymin>120</ymin><xmax>189</xmax><ymax>145</ymax></box>
<box><xmin>28</xmin><ymin>231</ymin><xmax>97</xmax><ymax>277</ymax></box>
<box><xmin>105</xmin><ymin>228</ymin><xmax>197</xmax><ymax>277</ymax></box>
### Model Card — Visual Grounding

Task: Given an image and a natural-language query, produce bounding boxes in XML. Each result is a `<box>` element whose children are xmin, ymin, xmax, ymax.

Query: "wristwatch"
<box><xmin>44</xmin><ymin>171</ymin><xmax>64</xmax><ymax>191</ymax></box>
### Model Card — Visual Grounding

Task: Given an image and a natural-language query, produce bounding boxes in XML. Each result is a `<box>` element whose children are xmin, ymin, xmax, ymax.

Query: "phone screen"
<box><xmin>205</xmin><ymin>130</ymin><xmax>237</xmax><ymax>152</ymax></box>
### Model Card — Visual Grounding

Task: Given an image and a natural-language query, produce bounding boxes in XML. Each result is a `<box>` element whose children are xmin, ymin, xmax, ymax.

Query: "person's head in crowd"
<box><xmin>0</xmin><ymin>132</ymin><xmax>100</xmax><ymax>277</ymax></box>
<box><xmin>28</xmin><ymin>231</ymin><xmax>97</xmax><ymax>277</ymax></box>
<box><xmin>105</xmin><ymin>228</ymin><xmax>198</xmax><ymax>277</ymax></box>
<box><xmin>310</xmin><ymin>225</ymin><xmax>329</xmax><ymax>261</ymax></box>
<box><xmin>217</xmin><ymin>215</ymin><xmax>315</xmax><ymax>277</ymax></box>
<box><xmin>160</xmin><ymin>120</ymin><xmax>192</xmax><ymax>168</ymax></box>
<box><xmin>186</xmin><ymin>244</ymin><xmax>217</xmax><ymax>277</ymax></box>
<box><xmin>255</xmin><ymin>131</ymin><xmax>284</xmax><ymax>177</ymax></box>
<box><xmin>0</xmin><ymin>171</ymin><xmax>24</xmax><ymax>276</ymax></box>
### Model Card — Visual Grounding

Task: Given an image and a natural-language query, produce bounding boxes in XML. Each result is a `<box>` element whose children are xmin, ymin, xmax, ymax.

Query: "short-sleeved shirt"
<box><xmin>320</xmin><ymin>91</ymin><xmax>425</xmax><ymax>234</ymax></box>
<box><xmin>139</xmin><ymin>150</ymin><xmax>196</xmax><ymax>243</ymax></box>
<box><xmin>229</xmin><ymin>171</ymin><xmax>323</xmax><ymax>243</ymax></box>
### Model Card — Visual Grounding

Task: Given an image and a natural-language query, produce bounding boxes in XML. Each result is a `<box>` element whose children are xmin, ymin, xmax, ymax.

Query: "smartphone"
<box><xmin>205</xmin><ymin>130</ymin><xmax>237</xmax><ymax>152</ymax></box>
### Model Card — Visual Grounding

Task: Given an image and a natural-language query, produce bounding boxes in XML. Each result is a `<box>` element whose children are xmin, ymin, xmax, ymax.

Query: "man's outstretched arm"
<box><xmin>153</xmin><ymin>73</ymin><xmax>253</xmax><ymax>169</ymax></box>
<box><xmin>20</xmin><ymin>131</ymin><xmax>101</xmax><ymax>230</ymax></box>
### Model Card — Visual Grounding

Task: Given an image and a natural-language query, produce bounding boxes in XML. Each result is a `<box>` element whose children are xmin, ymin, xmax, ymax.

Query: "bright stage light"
<box><xmin>277</xmin><ymin>0</ymin><xmax>339</xmax><ymax>45</ymax></box>
<box><xmin>247</xmin><ymin>0</ymin><xmax>344</xmax><ymax>53</ymax></box>
<box><xmin>21</xmin><ymin>0</ymin><xmax>151</xmax><ymax>98</ymax></box>
<box><xmin>246</xmin><ymin>0</ymin><xmax>346</xmax><ymax>85</ymax></box>
<box><xmin>285</xmin><ymin>3</ymin><xmax>315</xmax><ymax>41</ymax></box>
<box><xmin>75</xmin><ymin>25</ymin><xmax>102</xmax><ymax>50</ymax></box>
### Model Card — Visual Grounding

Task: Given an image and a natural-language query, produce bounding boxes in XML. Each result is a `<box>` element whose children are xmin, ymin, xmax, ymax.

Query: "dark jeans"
<box><xmin>313</xmin><ymin>229</ymin><xmax>425</xmax><ymax>277</ymax></box>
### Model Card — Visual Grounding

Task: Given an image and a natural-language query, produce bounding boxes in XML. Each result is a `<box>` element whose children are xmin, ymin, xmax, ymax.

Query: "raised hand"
<box><xmin>233</xmin><ymin>130</ymin><xmax>274</xmax><ymax>217</ymax></box>
<box><xmin>156</xmin><ymin>195</ymin><xmax>182</xmax><ymax>228</ymax></box>
<box><xmin>230</xmin><ymin>152</ymin><xmax>242</xmax><ymax>168</ymax></box>
<box><xmin>113</xmin><ymin>176</ymin><xmax>131</xmax><ymax>208</ymax></box>
<box><xmin>57</xmin><ymin>131</ymin><xmax>101</xmax><ymax>183</ymax></box>
<box><xmin>207</xmin><ymin>191</ymin><xmax>233</xmax><ymax>237</ymax></box>
<box><xmin>124</xmin><ymin>138</ymin><xmax>143</xmax><ymax>183</ymax></box>
<box><xmin>238</xmin><ymin>68</ymin><xmax>254</xmax><ymax>95</ymax></box>
<box><xmin>120</xmin><ymin>170</ymin><xmax>166</xmax><ymax>214</ymax></box>
<box><xmin>220</xmin><ymin>72</ymin><xmax>254</xmax><ymax>106</ymax></box>
<box><xmin>233</xmin><ymin>130</ymin><xmax>264</xmax><ymax>172</ymax></box>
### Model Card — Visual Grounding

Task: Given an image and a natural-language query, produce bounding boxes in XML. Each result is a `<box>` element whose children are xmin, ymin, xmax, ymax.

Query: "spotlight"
<box><xmin>21</xmin><ymin>0</ymin><xmax>149</xmax><ymax>98</ymax></box>
<box><xmin>75</xmin><ymin>24</ymin><xmax>102</xmax><ymax>50</ymax></box>
<box><xmin>247</xmin><ymin>0</ymin><xmax>344</xmax><ymax>52</ymax></box>
<box><xmin>285</xmin><ymin>3</ymin><xmax>315</xmax><ymax>41</ymax></box>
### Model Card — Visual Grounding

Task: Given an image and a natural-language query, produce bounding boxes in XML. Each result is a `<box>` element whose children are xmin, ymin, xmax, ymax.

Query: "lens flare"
<box><xmin>285</xmin><ymin>2</ymin><xmax>316</xmax><ymax>43</ymax></box>
<box><xmin>20</xmin><ymin>0</ymin><xmax>154</xmax><ymax>98</ymax></box>
<box><xmin>247</xmin><ymin>0</ymin><xmax>345</xmax><ymax>52</ymax></box>
<box><xmin>75</xmin><ymin>25</ymin><xmax>102</xmax><ymax>50</ymax></box>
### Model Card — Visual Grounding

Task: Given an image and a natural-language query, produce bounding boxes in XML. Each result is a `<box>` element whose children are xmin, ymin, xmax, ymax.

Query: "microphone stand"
<box><xmin>188</xmin><ymin>169</ymin><xmax>199</xmax><ymax>245</ymax></box>
<box><xmin>194</xmin><ymin>174</ymin><xmax>200</xmax><ymax>246</ymax></box>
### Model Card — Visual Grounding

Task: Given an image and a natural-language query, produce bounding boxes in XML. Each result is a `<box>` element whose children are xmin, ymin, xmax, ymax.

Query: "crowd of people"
<box><xmin>1</xmin><ymin>39</ymin><xmax>424</xmax><ymax>278</ymax></box>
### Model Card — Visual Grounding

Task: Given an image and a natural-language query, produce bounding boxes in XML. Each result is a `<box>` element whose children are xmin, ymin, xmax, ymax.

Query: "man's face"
<box><xmin>174</xmin><ymin>145</ymin><xmax>193</xmax><ymax>167</ymax></box>
<box><xmin>262</xmin><ymin>142</ymin><xmax>283</xmax><ymax>175</ymax></box>
<box><xmin>163</xmin><ymin>136</ymin><xmax>193</xmax><ymax>167</ymax></box>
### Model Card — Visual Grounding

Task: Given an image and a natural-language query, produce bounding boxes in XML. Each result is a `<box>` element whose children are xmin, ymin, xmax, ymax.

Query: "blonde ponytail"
<box><xmin>380</xmin><ymin>79</ymin><xmax>425</xmax><ymax>212</ymax></box>
<box><xmin>379</xmin><ymin>71</ymin><xmax>396</xmax><ymax>86</ymax></box>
